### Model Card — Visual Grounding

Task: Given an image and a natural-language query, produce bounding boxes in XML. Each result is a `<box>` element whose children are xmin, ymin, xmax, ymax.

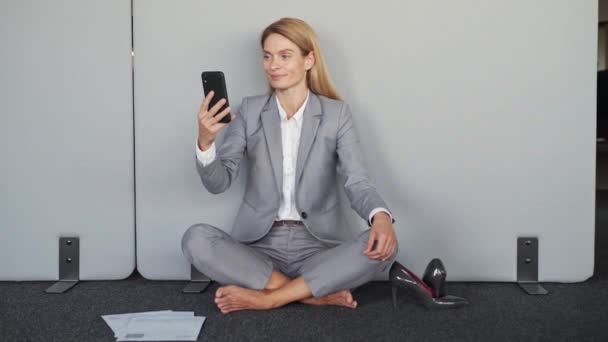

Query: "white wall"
<box><xmin>0</xmin><ymin>0</ymin><xmax>597</xmax><ymax>282</ymax></box>
<box><xmin>134</xmin><ymin>0</ymin><xmax>597</xmax><ymax>281</ymax></box>
<box><xmin>0</xmin><ymin>0</ymin><xmax>134</xmax><ymax>280</ymax></box>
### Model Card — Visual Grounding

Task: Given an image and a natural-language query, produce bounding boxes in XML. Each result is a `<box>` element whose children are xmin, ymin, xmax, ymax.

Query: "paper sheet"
<box><xmin>116</xmin><ymin>316</ymin><xmax>206</xmax><ymax>341</ymax></box>
<box><xmin>102</xmin><ymin>310</ymin><xmax>202</xmax><ymax>340</ymax></box>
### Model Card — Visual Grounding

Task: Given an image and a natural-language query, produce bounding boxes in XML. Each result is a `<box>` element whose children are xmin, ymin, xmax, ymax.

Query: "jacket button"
<box><xmin>301</xmin><ymin>212</ymin><xmax>307</xmax><ymax>219</ymax></box>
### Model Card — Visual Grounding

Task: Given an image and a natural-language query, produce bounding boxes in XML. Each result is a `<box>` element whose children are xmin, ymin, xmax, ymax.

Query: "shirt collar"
<box><xmin>276</xmin><ymin>90</ymin><xmax>309</xmax><ymax>124</ymax></box>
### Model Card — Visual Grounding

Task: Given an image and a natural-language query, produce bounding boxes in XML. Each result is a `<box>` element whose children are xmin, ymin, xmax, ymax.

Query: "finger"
<box><xmin>199</xmin><ymin>111</ymin><xmax>216</xmax><ymax>129</ymax></box>
<box><xmin>200</xmin><ymin>90</ymin><xmax>215</xmax><ymax>114</ymax></box>
<box><xmin>199</xmin><ymin>95</ymin><xmax>216</xmax><ymax>124</ymax></box>
<box><xmin>209</xmin><ymin>115</ymin><xmax>235</xmax><ymax>129</ymax></box>
<box><xmin>364</xmin><ymin>231</ymin><xmax>376</xmax><ymax>254</ymax></box>
<box><xmin>211</xmin><ymin>106</ymin><xmax>231</xmax><ymax>124</ymax></box>
<box><xmin>388</xmin><ymin>241</ymin><xmax>396</xmax><ymax>259</ymax></box>
<box><xmin>209</xmin><ymin>117</ymin><xmax>232</xmax><ymax>134</ymax></box>
<box><xmin>381</xmin><ymin>240</ymin><xmax>394</xmax><ymax>261</ymax></box>
<box><xmin>381</xmin><ymin>238</ymin><xmax>393</xmax><ymax>259</ymax></box>
<box><xmin>208</xmin><ymin>98</ymin><xmax>227</xmax><ymax>116</ymax></box>
<box><xmin>210</xmin><ymin>123</ymin><xmax>227</xmax><ymax>134</ymax></box>
<box><xmin>369</xmin><ymin>235</ymin><xmax>387</xmax><ymax>258</ymax></box>
<box><xmin>202</xmin><ymin>106</ymin><xmax>229</xmax><ymax>129</ymax></box>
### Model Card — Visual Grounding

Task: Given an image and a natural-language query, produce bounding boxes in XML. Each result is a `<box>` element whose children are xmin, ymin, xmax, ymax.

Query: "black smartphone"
<box><xmin>201</xmin><ymin>71</ymin><xmax>231</xmax><ymax>123</ymax></box>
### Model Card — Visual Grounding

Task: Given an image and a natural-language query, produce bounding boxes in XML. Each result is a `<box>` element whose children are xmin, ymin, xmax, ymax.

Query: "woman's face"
<box><xmin>263</xmin><ymin>33</ymin><xmax>314</xmax><ymax>92</ymax></box>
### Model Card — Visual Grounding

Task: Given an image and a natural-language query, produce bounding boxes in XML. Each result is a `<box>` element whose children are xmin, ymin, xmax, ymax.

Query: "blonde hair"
<box><xmin>261</xmin><ymin>17</ymin><xmax>342</xmax><ymax>100</ymax></box>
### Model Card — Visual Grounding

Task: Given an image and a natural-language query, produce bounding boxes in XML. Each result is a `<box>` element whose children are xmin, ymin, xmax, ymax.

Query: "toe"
<box><xmin>225</xmin><ymin>285</ymin><xmax>238</xmax><ymax>292</ymax></box>
<box><xmin>223</xmin><ymin>305</ymin><xmax>240</xmax><ymax>314</ymax></box>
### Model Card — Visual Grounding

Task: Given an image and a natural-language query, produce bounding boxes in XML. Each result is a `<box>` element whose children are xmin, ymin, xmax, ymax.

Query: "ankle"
<box><xmin>264</xmin><ymin>269</ymin><xmax>291</xmax><ymax>291</ymax></box>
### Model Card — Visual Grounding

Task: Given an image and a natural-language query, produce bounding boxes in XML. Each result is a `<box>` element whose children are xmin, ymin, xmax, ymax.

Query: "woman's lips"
<box><xmin>270</xmin><ymin>75</ymin><xmax>285</xmax><ymax>81</ymax></box>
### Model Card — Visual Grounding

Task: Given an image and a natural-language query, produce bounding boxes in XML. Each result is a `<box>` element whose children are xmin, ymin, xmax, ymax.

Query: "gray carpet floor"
<box><xmin>2</xmin><ymin>192</ymin><xmax>608</xmax><ymax>341</ymax></box>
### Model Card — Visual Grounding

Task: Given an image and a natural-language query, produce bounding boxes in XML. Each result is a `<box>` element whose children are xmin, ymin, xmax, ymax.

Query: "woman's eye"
<box><xmin>281</xmin><ymin>55</ymin><xmax>290</xmax><ymax>59</ymax></box>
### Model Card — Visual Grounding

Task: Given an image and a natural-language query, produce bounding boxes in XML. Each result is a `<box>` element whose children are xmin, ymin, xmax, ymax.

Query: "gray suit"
<box><xmin>182</xmin><ymin>92</ymin><xmax>398</xmax><ymax>298</ymax></box>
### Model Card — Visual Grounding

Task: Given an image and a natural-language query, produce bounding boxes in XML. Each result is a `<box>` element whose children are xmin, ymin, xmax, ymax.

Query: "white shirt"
<box><xmin>195</xmin><ymin>91</ymin><xmax>392</xmax><ymax>225</ymax></box>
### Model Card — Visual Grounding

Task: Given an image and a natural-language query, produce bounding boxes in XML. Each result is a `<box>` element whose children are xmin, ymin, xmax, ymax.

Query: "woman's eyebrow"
<box><xmin>263</xmin><ymin>49</ymin><xmax>294</xmax><ymax>54</ymax></box>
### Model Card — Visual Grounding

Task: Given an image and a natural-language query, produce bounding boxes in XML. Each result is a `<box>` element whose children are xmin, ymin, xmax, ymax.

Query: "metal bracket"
<box><xmin>46</xmin><ymin>237</ymin><xmax>80</xmax><ymax>293</ymax></box>
<box><xmin>182</xmin><ymin>265</ymin><xmax>211</xmax><ymax>293</ymax></box>
<box><xmin>517</xmin><ymin>237</ymin><xmax>548</xmax><ymax>295</ymax></box>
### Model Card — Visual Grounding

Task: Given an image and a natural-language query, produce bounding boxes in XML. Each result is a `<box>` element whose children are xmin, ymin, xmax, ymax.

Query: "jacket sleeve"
<box><xmin>195</xmin><ymin>98</ymin><xmax>248</xmax><ymax>194</ymax></box>
<box><xmin>336</xmin><ymin>103</ymin><xmax>395</xmax><ymax>226</ymax></box>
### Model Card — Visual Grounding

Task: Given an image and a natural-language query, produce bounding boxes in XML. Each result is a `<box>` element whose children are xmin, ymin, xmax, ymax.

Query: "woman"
<box><xmin>181</xmin><ymin>17</ymin><xmax>399</xmax><ymax>314</ymax></box>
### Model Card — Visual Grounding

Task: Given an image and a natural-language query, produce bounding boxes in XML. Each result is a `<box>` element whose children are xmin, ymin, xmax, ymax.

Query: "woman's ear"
<box><xmin>305</xmin><ymin>51</ymin><xmax>315</xmax><ymax>70</ymax></box>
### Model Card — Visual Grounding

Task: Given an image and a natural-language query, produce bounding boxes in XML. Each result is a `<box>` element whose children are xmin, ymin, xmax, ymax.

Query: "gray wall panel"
<box><xmin>0</xmin><ymin>0</ymin><xmax>134</xmax><ymax>280</ymax></box>
<box><xmin>134</xmin><ymin>0</ymin><xmax>596</xmax><ymax>281</ymax></box>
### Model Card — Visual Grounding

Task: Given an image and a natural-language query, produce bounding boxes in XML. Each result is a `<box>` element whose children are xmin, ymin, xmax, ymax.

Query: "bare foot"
<box><xmin>215</xmin><ymin>285</ymin><xmax>273</xmax><ymax>314</ymax></box>
<box><xmin>300</xmin><ymin>289</ymin><xmax>357</xmax><ymax>309</ymax></box>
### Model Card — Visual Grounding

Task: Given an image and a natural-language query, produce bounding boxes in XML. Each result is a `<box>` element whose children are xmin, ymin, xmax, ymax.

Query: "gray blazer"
<box><xmin>196</xmin><ymin>91</ymin><xmax>394</xmax><ymax>245</ymax></box>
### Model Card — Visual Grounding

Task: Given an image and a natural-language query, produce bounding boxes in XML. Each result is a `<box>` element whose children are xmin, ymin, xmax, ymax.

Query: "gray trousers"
<box><xmin>181</xmin><ymin>222</ymin><xmax>398</xmax><ymax>298</ymax></box>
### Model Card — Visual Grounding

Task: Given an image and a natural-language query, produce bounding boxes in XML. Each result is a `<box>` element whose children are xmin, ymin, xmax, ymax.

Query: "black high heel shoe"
<box><xmin>422</xmin><ymin>258</ymin><xmax>447</xmax><ymax>298</ymax></box>
<box><xmin>389</xmin><ymin>261</ymin><xmax>469</xmax><ymax>309</ymax></box>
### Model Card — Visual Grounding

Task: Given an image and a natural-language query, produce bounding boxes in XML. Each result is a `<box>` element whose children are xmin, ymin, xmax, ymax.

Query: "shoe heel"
<box><xmin>423</xmin><ymin>258</ymin><xmax>447</xmax><ymax>298</ymax></box>
<box><xmin>392</xmin><ymin>285</ymin><xmax>398</xmax><ymax>308</ymax></box>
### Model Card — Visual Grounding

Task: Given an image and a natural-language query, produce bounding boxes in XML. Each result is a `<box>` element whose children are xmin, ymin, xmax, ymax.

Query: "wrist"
<box><xmin>372</xmin><ymin>211</ymin><xmax>391</xmax><ymax>223</ymax></box>
<box><xmin>198</xmin><ymin>138</ymin><xmax>212</xmax><ymax>151</ymax></box>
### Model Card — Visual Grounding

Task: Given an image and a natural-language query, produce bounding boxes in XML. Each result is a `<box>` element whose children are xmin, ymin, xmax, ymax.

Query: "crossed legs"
<box><xmin>182</xmin><ymin>223</ymin><xmax>394</xmax><ymax>314</ymax></box>
<box><xmin>214</xmin><ymin>269</ymin><xmax>357</xmax><ymax>314</ymax></box>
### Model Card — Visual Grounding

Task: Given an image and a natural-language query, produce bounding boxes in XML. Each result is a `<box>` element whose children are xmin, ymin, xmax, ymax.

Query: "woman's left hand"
<box><xmin>363</xmin><ymin>214</ymin><xmax>397</xmax><ymax>261</ymax></box>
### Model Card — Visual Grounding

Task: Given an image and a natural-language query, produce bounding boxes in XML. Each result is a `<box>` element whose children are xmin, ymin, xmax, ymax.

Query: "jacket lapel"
<box><xmin>260</xmin><ymin>92</ymin><xmax>324</xmax><ymax>195</ymax></box>
<box><xmin>260</xmin><ymin>94</ymin><xmax>283</xmax><ymax>195</ymax></box>
<box><xmin>295</xmin><ymin>92</ymin><xmax>323</xmax><ymax>187</ymax></box>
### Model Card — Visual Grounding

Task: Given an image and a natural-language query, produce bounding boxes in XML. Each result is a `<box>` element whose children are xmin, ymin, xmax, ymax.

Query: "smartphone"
<box><xmin>201</xmin><ymin>71</ymin><xmax>231</xmax><ymax>124</ymax></box>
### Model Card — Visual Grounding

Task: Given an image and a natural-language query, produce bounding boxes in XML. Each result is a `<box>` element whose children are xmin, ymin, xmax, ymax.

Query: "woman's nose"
<box><xmin>269</xmin><ymin>58</ymin><xmax>281</xmax><ymax>70</ymax></box>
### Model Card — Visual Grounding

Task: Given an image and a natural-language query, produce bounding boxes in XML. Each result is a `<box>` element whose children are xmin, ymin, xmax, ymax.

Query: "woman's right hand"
<box><xmin>197</xmin><ymin>90</ymin><xmax>236</xmax><ymax>151</ymax></box>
